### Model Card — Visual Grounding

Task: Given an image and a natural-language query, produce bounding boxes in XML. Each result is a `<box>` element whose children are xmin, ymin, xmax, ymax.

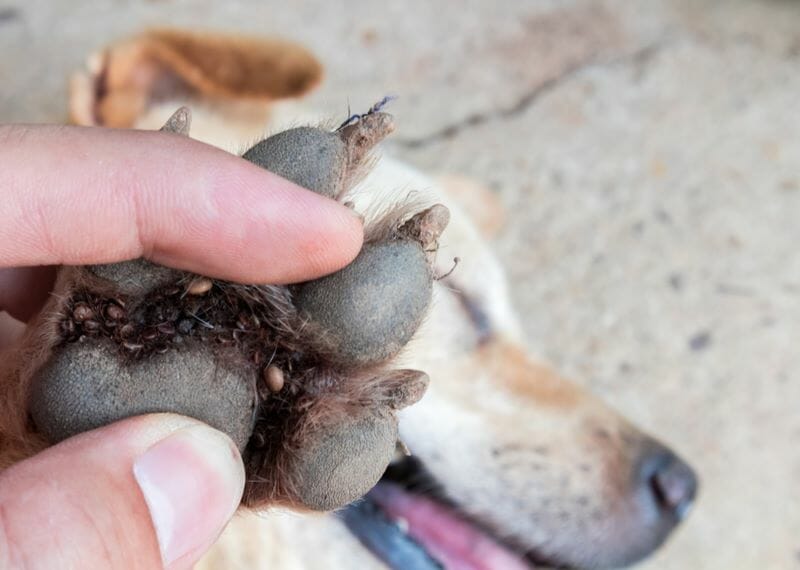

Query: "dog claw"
<box><xmin>160</xmin><ymin>106</ymin><xmax>192</xmax><ymax>136</ymax></box>
<box><xmin>372</xmin><ymin>369</ymin><xmax>430</xmax><ymax>410</ymax></box>
<box><xmin>338</xmin><ymin>111</ymin><xmax>395</xmax><ymax>173</ymax></box>
<box><xmin>395</xmin><ymin>439</ymin><xmax>412</xmax><ymax>458</ymax></box>
<box><xmin>399</xmin><ymin>204</ymin><xmax>451</xmax><ymax>251</ymax></box>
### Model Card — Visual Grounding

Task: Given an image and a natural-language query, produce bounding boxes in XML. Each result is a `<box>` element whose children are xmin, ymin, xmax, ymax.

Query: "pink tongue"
<box><xmin>369</xmin><ymin>483</ymin><xmax>530</xmax><ymax>570</ymax></box>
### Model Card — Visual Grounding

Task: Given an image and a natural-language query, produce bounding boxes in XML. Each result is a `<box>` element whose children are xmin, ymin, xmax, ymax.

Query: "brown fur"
<box><xmin>70</xmin><ymin>29</ymin><xmax>323</xmax><ymax>128</ymax></box>
<box><xmin>476</xmin><ymin>340</ymin><xmax>583</xmax><ymax>409</ymax></box>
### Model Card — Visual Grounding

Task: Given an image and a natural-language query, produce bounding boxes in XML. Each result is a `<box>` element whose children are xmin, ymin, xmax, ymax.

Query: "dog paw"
<box><xmin>25</xmin><ymin>106</ymin><xmax>448</xmax><ymax>511</ymax></box>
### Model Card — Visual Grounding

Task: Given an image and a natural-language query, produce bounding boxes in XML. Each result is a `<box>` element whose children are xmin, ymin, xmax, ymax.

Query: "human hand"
<box><xmin>0</xmin><ymin>124</ymin><xmax>364</xmax><ymax>569</ymax></box>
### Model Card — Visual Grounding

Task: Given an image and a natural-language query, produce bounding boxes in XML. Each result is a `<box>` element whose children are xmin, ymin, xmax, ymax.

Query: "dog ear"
<box><xmin>140</xmin><ymin>28</ymin><xmax>323</xmax><ymax>100</ymax></box>
<box><xmin>70</xmin><ymin>28</ymin><xmax>323</xmax><ymax>128</ymax></box>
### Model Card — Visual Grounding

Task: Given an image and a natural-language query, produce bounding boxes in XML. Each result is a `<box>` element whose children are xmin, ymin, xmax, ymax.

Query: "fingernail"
<box><xmin>133</xmin><ymin>425</ymin><xmax>245</xmax><ymax>567</ymax></box>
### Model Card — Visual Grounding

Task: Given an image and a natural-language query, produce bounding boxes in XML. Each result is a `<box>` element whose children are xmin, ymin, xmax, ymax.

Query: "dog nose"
<box><xmin>637</xmin><ymin>444</ymin><xmax>698</xmax><ymax>522</ymax></box>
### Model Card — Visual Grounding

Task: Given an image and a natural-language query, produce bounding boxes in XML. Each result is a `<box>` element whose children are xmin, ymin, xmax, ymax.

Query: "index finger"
<box><xmin>0</xmin><ymin>125</ymin><xmax>363</xmax><ymax>283</ymax></box>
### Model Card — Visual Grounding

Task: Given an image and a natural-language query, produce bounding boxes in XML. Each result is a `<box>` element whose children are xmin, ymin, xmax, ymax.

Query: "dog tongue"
<box><xmin>369</xmin><ymin>483</ymin><xmax>530</xmax><ymax>570</ymax></box>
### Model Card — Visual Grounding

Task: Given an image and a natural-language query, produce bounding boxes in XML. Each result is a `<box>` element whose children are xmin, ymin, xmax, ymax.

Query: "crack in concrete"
<box><xmin>0</xmin><ymin>7</ymin><xmax>20</xmax><ymax>24</ymax></box>
<box><xmin>394</xmin><ymin>41</ymin><xmax>668</xmax><ymax>150</ymax></box>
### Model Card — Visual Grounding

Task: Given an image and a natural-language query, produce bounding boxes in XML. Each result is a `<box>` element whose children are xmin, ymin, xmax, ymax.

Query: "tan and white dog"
<box><xmin>5</xmin><ymin>30</ymin><xmax>698</xmax><ymax>569</ymax></box>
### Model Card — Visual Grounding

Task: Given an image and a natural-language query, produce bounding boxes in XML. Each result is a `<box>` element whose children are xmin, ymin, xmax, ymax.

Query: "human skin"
<box><xmin>0</xmin><ymin>125</ymin><xmax>364</xmax><ymax>569</ymax></box>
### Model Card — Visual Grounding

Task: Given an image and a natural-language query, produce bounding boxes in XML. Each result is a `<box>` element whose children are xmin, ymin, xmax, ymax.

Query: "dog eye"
<box><xmin>446</xmin><ymin>282</ymin><xmax>493</xmax><ymax>346</ymax></box>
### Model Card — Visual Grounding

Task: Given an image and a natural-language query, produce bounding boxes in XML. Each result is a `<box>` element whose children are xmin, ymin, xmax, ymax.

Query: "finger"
<box><xmin>0</xmin><ymin>266</ymin><xmax>57</xmax><ymax>321</ymax></box>
<box><xmin>0</xmin><ymin>415</ymin><xmax>244</xmax><ymax>570</ymax></box>
<box><xmin>0</xmin><ymin>125</ymin><xmax>363</xmax><ymax>284</ymax></box>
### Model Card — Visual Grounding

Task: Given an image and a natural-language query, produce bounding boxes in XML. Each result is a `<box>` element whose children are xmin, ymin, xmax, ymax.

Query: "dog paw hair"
<box><xmin>16</xmin><ymin>106</ymin><xmax>449</xmax><ymax>511</ymax></box>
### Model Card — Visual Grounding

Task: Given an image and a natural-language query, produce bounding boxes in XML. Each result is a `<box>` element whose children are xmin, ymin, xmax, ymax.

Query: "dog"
<box><xmin>0</xmin><ymin>29</ymin><xmax>698</xmax><ymax>569</ymax></box>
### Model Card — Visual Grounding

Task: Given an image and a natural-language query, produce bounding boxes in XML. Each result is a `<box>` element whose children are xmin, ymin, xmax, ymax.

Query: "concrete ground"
<box><xmin>1</xmin><ymin>0</ymin><xmax>798</xmax><ymax>568</ymax></box>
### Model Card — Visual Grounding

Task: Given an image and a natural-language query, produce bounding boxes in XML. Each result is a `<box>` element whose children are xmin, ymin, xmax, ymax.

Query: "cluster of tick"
<box><xmin>55</xmin><ymin>274</ymin><xmax>361</xmax><ymax>477</ymax></box>
<box><xmin>56</xmin><ymin>278</ymin><xmax>309</xmax><ymax>402</ymax></box>
<box><xmin>59</xmin><ymin>290</ymin><xmax>193</xmax><ymax>355</ymax></box>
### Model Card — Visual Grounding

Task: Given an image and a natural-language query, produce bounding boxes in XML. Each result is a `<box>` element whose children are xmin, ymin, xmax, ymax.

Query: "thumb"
<box><xmin>0</xmin><ymin>415</ymin><xmax>245</xmax><ymax>570</ymax></box>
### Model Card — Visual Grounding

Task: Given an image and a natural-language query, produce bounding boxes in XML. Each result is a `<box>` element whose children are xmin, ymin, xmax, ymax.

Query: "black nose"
<box><xmin>637</xmin><ymin>444</ymin><xmax>698</xmax><ymax>522</ymax></box>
